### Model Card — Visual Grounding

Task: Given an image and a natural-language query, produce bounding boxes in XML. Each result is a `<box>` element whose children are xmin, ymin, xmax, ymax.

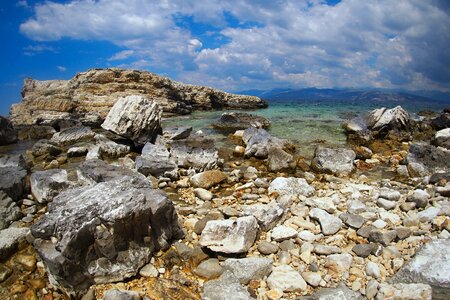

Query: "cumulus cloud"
<box><xmin>20</xmin><ymin>0</ymin><xmax>450</xmax><ymax>91</ymax></box>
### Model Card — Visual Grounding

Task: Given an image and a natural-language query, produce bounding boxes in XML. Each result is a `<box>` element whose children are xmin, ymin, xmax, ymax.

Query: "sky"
<box><xmin>1</xmin><ymin>0</ymin><xmax>450</xmax><ymax>115</ymax></box>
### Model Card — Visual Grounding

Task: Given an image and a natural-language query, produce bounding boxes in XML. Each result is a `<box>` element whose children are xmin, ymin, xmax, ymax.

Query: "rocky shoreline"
<box><xmin>0</xmin><ymin>76</ymin><xmax>450</xmax><ymax>300</ymax></box>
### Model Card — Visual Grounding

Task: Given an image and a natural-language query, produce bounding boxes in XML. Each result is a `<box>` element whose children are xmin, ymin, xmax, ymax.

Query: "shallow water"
<box><xmin>163</xmin><ymin>98</ymin><xmax>448</xmax><ymax>158</ymax></box>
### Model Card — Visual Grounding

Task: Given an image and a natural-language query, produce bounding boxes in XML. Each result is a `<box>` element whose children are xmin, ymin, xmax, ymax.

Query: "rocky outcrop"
<box><xmin>30</xmin><ymin>175</ymin><xmax>183</xmax><ymax>296</ymax></box>
<box><xmin>0</xmin><ymin>116</ymin><xmax>17</xmax><ymax>145</ymax></box>
<box><xmin>101</xmin><ymin>95</ymin><xmax>162</xmax><ymax>145</ymax></box>
<box><xmin>10</xmin><ymin>68</ymin><xmax>267</xmax><ymax>126</ymax></box>
<box><xmin>212</xmin><ymin>112</ymin><xmax>270</xmax><ymax>131</ymax></box>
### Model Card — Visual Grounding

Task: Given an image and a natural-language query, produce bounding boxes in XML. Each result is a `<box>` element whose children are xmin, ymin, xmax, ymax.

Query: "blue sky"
<box><xmin>1</xmin><ymin>0</ymin><xmax>450</xmax><ymax>115</ymax></box>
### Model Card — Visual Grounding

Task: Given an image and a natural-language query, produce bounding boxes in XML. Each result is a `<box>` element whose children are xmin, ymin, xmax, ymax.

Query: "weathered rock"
<box><xmin>267</xmin><ymin>264</ymin><xmax>307</xmax><ymax>292</ymax></box>
<box><xmin>392</xmin><ymin>239</ymin><xmax>450</xmax><ymax>299</ymax></box>
<box><xmin>0</xmin><ymin>227</ymin><xmax>30</xmax><ymax>261</ymax></box>
<box><xmin>407</xmin><ymin>143</ymin><xmax>450</xmax><ymax>173</ymax></box>
<box><xmin>190</xmin><ymin>170</ymin><xmax>227</xmax><ymax>189</ymax></box>
<box><xmin>268</xmin><ymin>177</ymin><xmax>314</xmax><ymax>197</ymax></box>
<box><xmin>169</xmin><ymin>134</ymin><xmax>220</xmax><ymax>171</ymax></box>
<box><xmin>76</xmin><ymin>159</ymin><xmax>144</xmax><ymax>185</ymax></box>
<box><xmin>199</xmin><ymin>216</ymin><xmax>258</xmax><ymax>254</ymax></box>
<box><xmin>325</xmin><ymin>253</ymin><xmax>353</xmax><ymax>275</ymax></box>
<box><xmin>202</xmin><ymin>270</ymin><xmax>255</xmax><ymax>300</ymax></box>
<box><xmin>271</xmin><ymin>225</ymin><xmax>298</xmax><ymax>242</ymax></box>
<box><xmin>368</xmin><ymin>230</ymin><xmax>397</xmax><ymax>246</ymax></box>
<box><xmin>366</xmin><ymin>261</ymin><xmax>381</xmax><ymax>279</ymax></box>
<box><xmin>339</xmin><ymin>212</ymin><xmax>365</xmax><ymax>229</ymax></box>
<box><xmin>267</xmin><ymin>146</ymin><xmax>296</xmax><ymax>172</ymax></box>
<box><xmin>212</xmin><ymin>112</ymin><xmax>270</xmax><ymax>131</ymax></box>
<box><xmin>193</xmin><ymin>258</ymin><xmax>223</xmax><ymax>279</ymax></box>
<box><xmin>367</xmin><ymin>106</ymin><xmax>411</xmax><ymax>132</ymax></box>
<box><xmin>377</xmin><ymin>283</ymin><xmax>432</xmax><ymax>300</ymax></box>
<box><xmin>305</xmin><ymin>284</ymin><xmax>362</xmax><ymax>299</ymax></box>
<box><xmin>407</xmin><ymin>189</ymin><xmax>430</xmax><ymax>209</ymax></box>
<box><xmin>139</xmin><ymin>263</ymin><xmax>158</xmax><ymax>278</ymax></box>
<box><xmin>31</xmin><ymin>139</ymin><xmax>62</xmax><ymax>157</ymax></box>
<box><xmin>0</xmin><ymin>162</ymin><xmax>27</xmax><ymax>201</ymax></box>
<box><xmin>311</xmin><ymin>146</ymin><xmax>355</xmax><ymax>176</ymax></box>
<box><xmin>135</xmin><ymin>143</ymin><xmax>177</xmax><ymax>178</ymax></box>
<box><xmin>0</xmin><ymin>191</ymin><xmax>22</xmax><ymax>230</ymax></box>
<box><xmin>0</xmin><ymin>116</ymin><xmax>17</xmax><ymax>145</ymax></box>
<box><xmin>163</xmin><ymin>126</ymin><xmax>192</xmax><ymax>140</ymax></box>
<box><xmin>30</xmin><ymin>175</ymin><xmax>183</xmax><ymax>296</ymax></box>
<box><xmin>103</xmin><ymin>289</ymin><xmax>142</xmax><ymax>300</ymax></box>
<box><xmin>242</xmin><ymin>127</ymin><xmax>294</xmax><ymax>159</ymax></box>
<box><xmin>352</xmin><ymin>244</ymin><xmax>376</xmax><ymax>258</ymax></box>
<box><xmin>242</xmin><ymin>202</ymin><xmax>284</xmax><ymax>231</ymax></box>
<box><xmin>309</xmin><ymin>208</ymin><xmax>343</xmax><ymax>235</ymax></box>
<box><xmin>50</xmin><ymin>126</ymin><xmax>95</xmax><ymax>146</ymax></box>
<box><xmin>434</xmin><ymin>128</ymin><xmax>450</xmax><ymax>149</ymax></box>
<box><xmin>222</xmin><ymin>257</ymin><xmax>272</xmax><ymax>284</ymax></box>
<box><xmin>101</xmin><ymin>95</ymin><xmax>162</xmax><ymax>145</ymax></box>
<box><xmin>30</xmin><ymin>169</ymin><xmax>69</xmax><ymax>203</ymax></box>
<box><xmin>257</xmin><ymin>241</ymin><xmax>278</xmax><ymax>255</ymax></box>
<box><xmin>302</xmin><ymin>271</ymin><xmax>322</xmax><ymax>287</ymax></box>
<box><xmin>306</xmin><ymin>197</ymin><xmax>336</xmax><ymax>213</ymax></box>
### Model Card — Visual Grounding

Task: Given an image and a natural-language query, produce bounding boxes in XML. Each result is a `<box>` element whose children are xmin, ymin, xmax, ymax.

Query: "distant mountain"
<box><xmin>237</xmin><ymin>87</ymin><xmax>449</xmax><ymax>105</ymax></box>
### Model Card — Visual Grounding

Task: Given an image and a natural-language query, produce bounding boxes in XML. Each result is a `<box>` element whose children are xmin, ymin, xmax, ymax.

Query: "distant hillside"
<box><xmin>238</xmin><ymin>88</ymin><xmax>449</xmax><ymax>105</ymax></box>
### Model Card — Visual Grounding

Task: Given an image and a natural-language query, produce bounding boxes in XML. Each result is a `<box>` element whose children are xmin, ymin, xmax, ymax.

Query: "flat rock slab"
<box><xmin>202</xmin><ymin>270</ymin><xmax>255</xmax><ymax>300</ymax></box>
<box><xmin>222</xmin><ymin>257</ymin><xmax>273</xmax><ymax>284</ymax></box>
<box><xmin>311</xmin><ymin>146</ymin><xmax>356</xmax><ymax>176</ymax></box>
<box><xmin>30</xmin><ymin>175</ymin><xmax>183</xmax><ymax>296</ymax></box>
<box><xmin>200</xmin><ymin>216</ymin><xmax>258</xmax><ymax>254</ymax></box>
<box><xmin>268</xmin><ymin>177</ymin><xmax>315</xmax><ymax>197</ymax></box>
<box><xmin>392</xmin><ymin>239</ymin><xmax>450</xmax><ymax>299</ymax></box>
<box><xmin>30</xmin><ymin>169</ymin><xmax>69</xmax><ymax>203</ymax></box>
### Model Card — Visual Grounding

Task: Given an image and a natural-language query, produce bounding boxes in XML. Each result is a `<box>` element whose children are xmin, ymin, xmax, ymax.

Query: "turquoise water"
<box><xmin>163</xmin><ymin>98</ymin><xmax>449</xmax><ymax>157</ymax></box>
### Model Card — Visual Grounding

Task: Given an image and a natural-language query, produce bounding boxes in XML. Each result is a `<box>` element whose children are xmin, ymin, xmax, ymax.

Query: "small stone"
<box><xmin>377</xmin><ymin>198</ymin><xmax>397</xmax><ymax>210</ymax></box>
<box><xmin>279</xmin><ymin>240</ymin><xmax>295</xmax><ymax>251</ymax></box>
<box><xmin>372</xmin><ymin>219</ymin><xmax>387</xmax><ymax>229</ymax></box>
<box><xmin>302</xmin><ymin>271</ymin><xmax>322</xmax><ymax>287</ymax></box>
<box><xmin>271</xmin><ymin>225</ymin><xmax>298</xmax><ymax>242</ymax></box>
<box><xmin>368</xmin><ymin>230</ymin><xmax>397</xmax><ymax>246</ymax></box>
<box><xmin>222</xmin><ymin>257</ymin><xmax>273</xmax><ymax>284</ymax></box>
<box><xmin>379</xmin><ymin>189</ymin><xmax>401</xmax><ymax>201</ymax></box>
<box><xmin>357</xmin><ymin>225</ymin><xmax>375</xmax><ymax>238</ymax></box>
<box><xmin>298</xmin><ymin>230</ymin><xmax>316</xmax><ymax>242</ymax></box>
<box><xmin>267</xmin><ymin>265</ymin><xmax>307</xmax><ymax>292</ymax></box>
<box><xmin>0</xmin><ymin>264</ymin><xmax>12</xmax><ymax>283</ymax></box>
<box><xmin>365</xmin><ymin>279</ymin><xmax>379</xmax><ymax>299</ymax></box>
<box><xmin>139</xmin><ymin>263</ymin><xmax>159</xmax><ymax>277</ymax></box>
<box><xmin>377</xmin><ymin>283</ymin><xmax>432</xmax><ymax>300</ymax></box>
<box><xmin>194</xmin><ymin>258</ymin><xmax>223</xmax><ymax>279</ymax></box>
<box><xmin>15</xmin><ymin>254</ymin><xmax>36</xmax><ymax>271</ymax></box>
<box><xmin>325</xmin><ymin>253</ymin><xmax>353</xmax><ymax>274</ymax></box>
<box><xmin>407</xmin><ymin>189</ymin><xmax>430</xmax><ymax>209</ymax></box>
<box><xmin>266</xmin><ymin>288</ymin><xmax>283</xmax><ymax>300</ymax></box>
<box><xmin>258</xmin><ymin>241</ymin><xmax>278</xmax><ymax>255</ymax></box>
<box><xmin>348</xmin><ymin>200</ymin><xmax>367</xmax><ymax>214</ymax></box>
<box><xmin>194</xmin><ymin>188</ymin><xmax>213</xmax><ymax>201</ymax></box>
<box><xmin>400</xmin><ymin>202</ymin><xmax>417</xmax><ymax>212</ymax></box>
<box><xmin>352</xmin><ymin>244</ymin><xmax>374</xmax><ymax>258</ymax></box>
<box><xmin>314</xmin><ymin>244</ymin><xmax>342</xmax><ymax>255</ymax></box>
<box><xmin>339</xmin><ymin>212</ymin><xmax>365</xmax><ymax>229</ymax></box>
<box><xmin>395</xmin><ymin>227</ymin><xmax>412</xmax><ymax>240</ymax></box>
<box><xmin>417</xmin><ymin>207</ymin><xmax>440</xmax><ymax>223</ymax></box>
<box><xmin>309</xmin><ymin>208</ymin><xmax>343</xmax><ymax>235</ymax></box>
<box><xmin>366</xmin><ymin>261</ymin><xmax>381</xmax><ymax>279</ymax></box>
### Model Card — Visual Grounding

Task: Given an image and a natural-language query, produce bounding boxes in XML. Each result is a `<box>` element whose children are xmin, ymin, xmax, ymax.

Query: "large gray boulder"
<box><xmin>242</xmin><ymin>127</ymin><xmax>294</xmax><ymax>159</ymax></box>
<box><xmin>392</xmin><ymin>239</ymin><xmax>450</xmax><ymax>299</ymax></box>
<box><xmin>101</xmin><ymin>95</ymin><xmax>162</xmax><ymax>145</ymax></box>
<box><xmin>311</xmin><ymin>146</ymin><xmax>356</xmax><ymax>176</ymax></box>
<box><xmin>76</xmin><ymin>159</ymin><xmax>144</xmax><ymax>185</ymax></box>
<box><xmin>30</xmin><ymin>175</ymin><xmax>183</xmax><ymax>296</ymax></box>
<box><xmin>135</xmin><ymin>142</ymin><xmax>177</xmax><ymax>178</ymax></box>
<box><xmin>30</xmin><ymin>169</ymin><xmax>70</xmax><ymax>203</ymax></box>
<box><xmin>0</xmin><ymin>116</ymin><xmax>17</xmax><ymax>145</ymax></box>
<box><xmin>0</xmin><ymin>156</ymin><xmax>27</xmax><ymax>201</ymax></box>
<box><xmin>202</xmin><ymin>270</ymin><xmax>255</xmax><ymax>300</ymax></box>
<box><xmin>199</xmin><ymin>216</ymin><xmax>258</xmax><ymax>254</ymax></box>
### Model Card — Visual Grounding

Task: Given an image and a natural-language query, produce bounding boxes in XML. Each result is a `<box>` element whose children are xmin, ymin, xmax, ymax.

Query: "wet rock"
<box><xmin>202</xmin><ymin>270</ymin><xmax>255</xmax><ymax>300</ymax></box>
<box><xmin>30</xmin><ymin>169</ymin><xmax>69</xmax><ymax>203</ymax></box>
<box><xmin>377</xmin><ymin>283</ymin><xmax>432</xmax><ymax>300</ymax></box>
<box><xmin>103</xmin><ymin>289</ymin><xmax>142</xmax><ymax>300</ymax></box>
<box><xmin>0</xmin><ymin>191</ymin><xmax>22</xmax><ymax>230</ymax></box>
<box><xmin>200</xmin><ymin>216</ymin><xmax>258</xmax><ymax>254</ymax></box>
<box><xmin>311</xmin><ymin>146</ymin><xmax>356</xmax><ymax>176</ymax></box>
<box><xmin>392</xmin><ymin>239</ymin><xmax>450</xmax><ymax>299</ymax></box>
<box><xmin>257</xmin><ymin>241</ymin><xmax>278</xmax><ymax>255</ymax></box>
<box><xmin>309</xmin><ymin>208</ymin><xmax>343</xmax><ymax>235</ymax></box>
<box><xmin>0</xmin><ymin>227</ymin><xmax>30</xmax><ymax>260</ymax></box>
<box><xmin>0</xmin><ymin>116</ymin><xmax>17</xmax><ymax>145</ymax></box>
<box><xmin>30</xmin><ymin>175</ymin><xmax>183</xmax><ymax>296</ymax></box>
<box><xmin>212</xmin><ymin>112</ymin><xmax>270</xmax><ymax>131</ymax></box>
<box><xmin>267</xmin><ymin>264</ymin><xmax>307</xmax><ymax>292</ymax></box>
<box><xmin>163</xmin><ymin>126</ymin><xmax>192</xmax><ymax>140</ymax></box>
<box><xmin>101</xmin><ymin>95</ymin><xmax>162</xmax><ymax>145</ymax></box>
<box><xmin>339</xmin><ymin>212</ymin><xmax>365</xmax><ymax>229</ymax></box>
<box><xmin>193</xmin><ymin>258</ymin><xmax>223</xmax><ymax>279</ymax></box>
<box><xmin>434</xmin><ymin>128</ymin><xmax>450</xmax><ymax>149</ymax></box>
<box><xmin>222</xmin><ymin>257</ymin><xmax>272</xmax><ymax>284</ymax></box>
<box><xmin>268</xmin><ymin>177</ymin><xmax>314</xmax><ymax>197</ymax></box>
<box><xmin>271</xmin><ymin>225</ymin><xmax>298</xmax><ymax>242</ymax></box>
<box><xmin>50</xmin><ymin>126</ymin><xmax>95</xmax><ymax>146</ymax></box>
<box><xmin>242</xmin><ymin>202</ymin><xmax>284</xmax><ymax>231</ymax></box>
<box><xmin>190</xmin><ymin>170</ymin><xmax>227</xmax><ymax>189</ymax></box>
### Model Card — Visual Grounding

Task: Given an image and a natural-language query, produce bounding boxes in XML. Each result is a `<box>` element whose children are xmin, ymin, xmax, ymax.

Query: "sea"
<box><xmin>162</xmin><ymin>98</ymin><xmax>449</xmax><ymax>158</ymax></box>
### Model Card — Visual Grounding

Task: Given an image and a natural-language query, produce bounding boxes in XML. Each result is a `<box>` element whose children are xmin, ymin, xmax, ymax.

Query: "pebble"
<box><xmin>313</xmin><ymin>244</ymin><xmax>342</xmax><ymax>255</ymax></box>
<box><xmin>376</xmin><ymin>198</ymin><xmax>397</xmax><ymax>210</ymax></box>
<box><xmin>298</xmin><ymin>230</ymin><xmax>316</xmax><ymax>242</ymax></box>
<box><xmin>139</xmin><ymin>263</ymin><xmax>159</xmax><ymax>277</ymax></box>
<box><xmin>352</xmin><ymin>244</ymin><xmax>374</xmax><ymax>258</ymax></box>
<box><xmin>193</xmin><ymin>258</ymin><xmax>223</xmax><ymax>279</ymax></box>
<box><xmin>258</xmin><ymin>241</ymin><xmax>279</xmax><ymax>255</ymax></box>
<box><xmin>271</xmin><ymin>225</ymin><xmax>298</xmax><ymax>242</ymax></box>
<box><xmin>309</xmin><ymin>208</ymin><xmax>343</xmax><ymax>235</ymax></box>
<box><xmin>365</xmin><ymin>279</ymin><xmax>379</xmax><ymax>299</ymax></box>
<box><xmin>267</xmin><ymin>265</ymin><xmax>307</xmax><ymax>292</ymax></box>
<box><xmin>302</xmin><ymin>271</ymin><xmax>322</xmax><ymax>287</ymax></box>
<box><xmin>194</xmin><ymin>188</ymin><xmax>213</xmax><ymax>201</ymax></box>
<box><xmin>372</xmin><ymin>219</ymin><xmax>387</xmax><ymax>229</ymax></box>
<box><xmin>366</xmin><ymin>261</ymin><xmax>381</xmax><ymax>279</ymax></box>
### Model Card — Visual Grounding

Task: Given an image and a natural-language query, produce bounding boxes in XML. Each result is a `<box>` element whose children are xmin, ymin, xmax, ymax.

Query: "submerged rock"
<box><xmin>212</xmin><ymin>112</ymin><xmax>271</xmax><ymax>131</ymax></box>
<box><xmin>30</xmin><ymin>175</ymin><xmax>183</xmax><ymax>296</ymax></box>
<box><xmin>101</xmin><ymin>95</ymin><xmax>162</xmax><ymax>145</ymax></box>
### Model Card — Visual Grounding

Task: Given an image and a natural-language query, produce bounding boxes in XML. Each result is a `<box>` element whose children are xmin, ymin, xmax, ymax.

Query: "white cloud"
<box><xmin>19</xmin><ymin>0</ymin><xmax>450</xmax><ymax>92</ymax></box>
<box><xmin>57</xmin><ymin>66</ymin><xmax>66</xmax><ymax>72</ymax></box>
<box><xmin>17</xmin><ymin>0</ymin><xmax>29</xmax><ymax>8</ymax></box>
<box><xmin>23</xmin><ymin>44</ymin><xmax>56</xmax><ymax>56</ymax></box>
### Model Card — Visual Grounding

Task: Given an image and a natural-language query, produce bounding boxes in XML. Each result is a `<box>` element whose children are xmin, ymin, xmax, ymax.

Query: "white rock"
<box><xmin>267</xmin><ymin>265</ymin><xmax>307</xmax><ymax>292</ymax></box>
<box><xmin>379</xmin><ymin>211</ymin><xmax>401</xmax><ymax>225</ymax></box>
<box><xmin>194</xmin><ymin>188</ymin><xmax>213</xmax><ymax>201</ymax></box>
<box><xmin>417</xmin><ymin>207</ymin><xmax>440</xmax><ymax>223</ymax></box>
<box><xmin>372</xmin><ymin>219</ymin><xmax>387</xmax><ymax>229</ymax></box>
<box><xmin>366</xmin><ymin>261</ymin><xmax>381</xmax><ymax>279</ymax></box>
<box><xmin>268</xmin><ymin>177</ymin><xmax>315</xmax><ymax>197</ymax></box>
<box><xmin>309</xmin><ymin>208</ymin><xmax>343</xmax><ymax>235</ymax></box>
<box><xmin>377</xmin><ymin>283</ymin><xmax>432</xmax><ymax>300</ymax></box>
<box><xmin>305</xmin><ymin>197</ymin><xmax>336</xmax><ymax>213</ymax></box>
<box><xmin>302</xmin><ymin>271</ymin><xmax>322</xmax><ymax>287</ymax></box>
<box><xmin>325</xmin><ymin>253</ymin><xmax>353</xmax><ymax>274</ymax></box>
<box><xmin>298</xmin><ymin>230</ymin><xmax>317</xmax><ymax>242</ymax></box>
<box><xmin>271</xmin><ymin>225</ymin><xmax>298</xmax><ymax>242</ymax></box>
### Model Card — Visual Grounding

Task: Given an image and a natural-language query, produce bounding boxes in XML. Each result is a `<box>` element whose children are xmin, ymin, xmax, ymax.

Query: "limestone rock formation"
<box><xmin>101</xmin><ymin>95</ymin><xmax>162</xmax><ymax>145</ymax></box>
<box><xmin>30</xmin><ymin>175</ymin><xmax>183</xmax><ymax>296</ymax></box>
<box><xmin>10</xmin><ymin>68</ymin><xmax>267</xmax><ymax>126</ymax></box>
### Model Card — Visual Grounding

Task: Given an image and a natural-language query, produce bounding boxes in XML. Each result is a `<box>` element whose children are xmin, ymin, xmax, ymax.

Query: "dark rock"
<box><xmin>357</xmin><ymin>225</ymin><xmax>376</xmax><ymax>238</ymax></box>
<box><xmin>30</xmin><ymin>169</ymin><xmax>70</xmax><ymax>204</ymax></box>
<box><xmin>76</xmin><ymin>159</ymin><xmax>144</xmax><ymax>185</ymax></box>
<box><xmin>136</xmin><ymin>143</ymin><xmax>177</xmax><ymax>178</ymax></box>
<box><xmin>392</xmin><ymin>239</ymin><xmax>450</xmax><ymax>299</ymax></box>
<box><xmin>212</xmin><ymin>112</ymin><xmax>270</xmax><ymax>131</ymax></box>
<box><xmin>30</xmin><ymin>175</ymin><xmax>183</xmax><ymax>296</ymax></box>
<box><xmin>0</xmin><ymin>116</ymin><xmax>17</xmax><ymax>145</ymax></box>
<box><xmin>257</xmin><ymin>241</ymin><xmax>278</xmax><ymax>255</ymax></box>
<box><xmin>368</xmin><ymin>230</ymin><xmax>397</xmax><ymax>246</ymax></box>
<box><xmin>352</xmin><ymin>244</ymin><xmax>375</xmax><ymax>258</ymax></box>
<box><xmin>0</xmin><ymin>165</ymin><xmax>27</xmax><ymax>201</ymax></box>
<box><xmin>429</xmin><ymin>172</ymin><xmax>450</xmax><ymax>184</ymax></box>
<box><xmin>163</xmin><ymin>126</ymin><xmax>192</xmax><ymax>140</ymax></box>
<box><xmin>339</xmin><ymin>212</ymin><xmax>365</xmax><ymax>229</ymax></box>
<box><xmin>0</xmin><ymin>191</ymin><xmax>23</xmax><ymax>230</ymax></box>
<box><xmin>0</xmin><ymin>227</ymin><xmax>30</xmax><ymax>261</ymax></box>
<box><xmin>16</xmin><ymin>125</ymin><xmax>56</xmax><ymax>140</ymax></box>
<box><xmin>31</xmin><ymin>139</ymin><xmax>62</xmax><ymax>158</ymax></box>
<box><xmin>242</xmin><ymin>127</ymin><xmax>294</xmax><ymax>159</ymax></box>
<box><xmin>407</xmin><ymin>143</ymin><xmax>450</xmax><ymax>173</ymax></box>
<box><xmin>311</xmin><ymin>146</ymin><xmax>355</xmax><ymax>176</ymax></box>
<box><xmin>431</xmin><ymin>112</ymin><xmax>450</xmax><ymax>130</ymax></box>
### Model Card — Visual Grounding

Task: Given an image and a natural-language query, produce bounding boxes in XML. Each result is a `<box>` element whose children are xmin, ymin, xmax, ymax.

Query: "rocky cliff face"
<box><xmin>10</xmin><ymin>68</ymin><xmax>267</xmax><ymax>126</ymax></box>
